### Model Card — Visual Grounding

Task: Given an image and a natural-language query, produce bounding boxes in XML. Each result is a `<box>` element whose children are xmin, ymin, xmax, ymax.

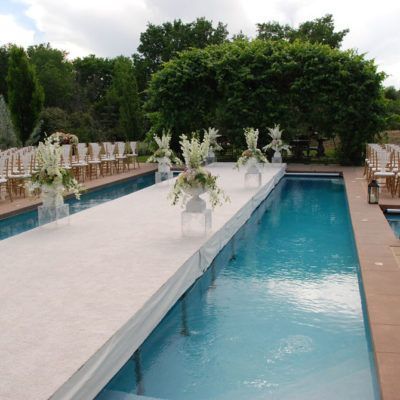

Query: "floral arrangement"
<box><xmin>29</xmin><ymin>137</ymin><xmax>83</xmax><ymax>200</ymax></box>
<box><xmin>203</xmin><ymin>127</ymin><xmax>222</xmax><ymax>152</ymax></box>
<box><xmin>170</xmin><ymin>134</ymin><xmax>229</xmax><ymax>209</ymax></box>
<box><xmin>236</xmin><ymin>127</ymin><xmax>268</xmax><ymax>168</ymax></box>
<box><xmin>49</xmin><ymin>131</ymin><xmax>79</xmax><ymax>146</ymax></box>
<box><xmin>146</xmin><ymin>131</ymin><xmax>181</xmax><ymax>165</ymax></box>
<box><xmin>263</xmin><ymin>124</ymin><xmax>291</xmax><ymax>155</ymax></box>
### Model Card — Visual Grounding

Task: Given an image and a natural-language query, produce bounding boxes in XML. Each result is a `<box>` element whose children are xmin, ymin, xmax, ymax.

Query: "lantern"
<box><xmin>368</xmin><ymin>179</ymin><xmax>379</xmax><ymax>204</ymax></box>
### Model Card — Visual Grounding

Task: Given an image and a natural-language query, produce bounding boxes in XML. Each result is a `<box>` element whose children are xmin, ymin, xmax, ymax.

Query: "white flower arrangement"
<box><xmin>169</xmin><ymin>134</ymin><xmax>229</xmax><ymax>209</ymax></box>
<box><xmin>236</xmin><ymin>127</ymin><xmax>268</xmax><ymax>168</ymax></box>
<box><xmin>28</xmin><ymin>137</ymin><xmax>83</xmax><ymax>200</ymax></box>
<box><xmin>203</xmin><ymin>127</ymin><xmax>222</xmax><ymax>152</ymax></box>
<box><xmin>263</xmin><ymin>124</ymin><xmax>291</xmax><ymax>155</ymax></box>
<box><xmin>147</xmin><ymin>131</ymin><xmax>182</xmax><ymax>166</ymax></box>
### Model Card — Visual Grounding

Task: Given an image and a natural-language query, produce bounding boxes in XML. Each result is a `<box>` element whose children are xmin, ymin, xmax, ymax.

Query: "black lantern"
<box><xmin>368</xmin><ymin>179</ymin><xmax>379</xmax><ymax>204</ymax></box>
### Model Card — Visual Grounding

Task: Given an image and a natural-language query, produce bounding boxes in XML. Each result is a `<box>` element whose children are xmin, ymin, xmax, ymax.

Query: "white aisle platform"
<box><xmin>0</xmin><ymin>163</ymin><xmax>285</xmax><ymax>400</ymax></box>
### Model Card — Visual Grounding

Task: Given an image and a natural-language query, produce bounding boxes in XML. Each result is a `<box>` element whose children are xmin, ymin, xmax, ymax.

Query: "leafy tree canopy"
<box><xmin>257</xmin><ymin>14</ymin><xmax>349</xmax><ymax>49</ymax></box>
<box><xmin>134</xmin><ymin>17</ymin><xmax>228</xmax><ymax>90</ymax></box>
<box><xmin>27</xmin><ymin>44</ymin><xmax>75</xmax><ymax>110</ymax></box>
<box><xmin>146</xmin><ymin>40</ymin><xmax>386</xmax><ymax>164</ymax></box>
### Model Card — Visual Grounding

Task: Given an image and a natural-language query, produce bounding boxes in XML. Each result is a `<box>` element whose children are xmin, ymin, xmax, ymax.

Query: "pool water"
<box><xmin>97</xmin><ymin>177</ymin><xmax>379</xmax><ymax>400</ymax></box>
<box><xmin>385</xmin><ymin>213</ymin><xmax>400</xmax><ymax>238</ymax></box>
<box><xmin>0</xmin><ymin>173</ymin><xmax>155</xmax><ymax>240</ymax></box>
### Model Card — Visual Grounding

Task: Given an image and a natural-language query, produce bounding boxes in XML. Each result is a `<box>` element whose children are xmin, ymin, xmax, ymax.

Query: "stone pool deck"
<box><xmin>0</xmin><ymin>163</ymin><xmax>285</xmax><ymax>400</ymax></box>
<box><xmin>288</xmin><ymin>164</ymin><xmax>400</xmax><ymax>400</ymax></box>
<box><xmin>0</xmin><ymin>163</ymin><xmax>157</xmax><ymax>220</ymax></box>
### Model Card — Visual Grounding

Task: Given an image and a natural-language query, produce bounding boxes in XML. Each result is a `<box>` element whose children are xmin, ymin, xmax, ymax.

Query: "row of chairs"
<box><xmin>0</xmin><ymin>141</ymin><xmax>140</xmax><ymax>202</ymax></box>
<box><xmin>364</xmin><ymin>143</ymin><xmax>400</xmax><ymax>197</ymax></box>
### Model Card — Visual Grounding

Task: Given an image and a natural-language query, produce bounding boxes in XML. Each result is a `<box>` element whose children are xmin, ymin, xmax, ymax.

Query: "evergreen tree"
<box><xmin>107</xmin><ymin>57</ymin><xmax>143</xmax><ymax>140</ymax></box>
<box><xmin>0</xmin><ymin>94</ymin><xmax>19</xmax><ymax>149</ymax></box>
<box><xmin>7</xmin><ymin>46</ymin><xmax>44</xmax><ymax>144</ymax></box>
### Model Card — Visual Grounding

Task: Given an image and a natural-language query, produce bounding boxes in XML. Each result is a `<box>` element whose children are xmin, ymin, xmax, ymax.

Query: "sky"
<box><xmin>0</xmin><ymin>0</ymin><xmax>399</xmax><ymax>87</ymax></box>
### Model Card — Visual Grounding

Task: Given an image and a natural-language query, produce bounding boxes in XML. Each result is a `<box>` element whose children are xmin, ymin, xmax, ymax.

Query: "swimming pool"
<box><xmin>97</xmin><ymin>176</ymin><xmax>379</xmax><ymax>400</ymax></box>
<box><xmin>0</xmin><ymin>173</ymin><xmax>155</xmax><ymax>240</ymax></box>
<box><xmin>385</xmin><ymin>212</ymin><xmax>400</xmax><ymax>238</ymax></box>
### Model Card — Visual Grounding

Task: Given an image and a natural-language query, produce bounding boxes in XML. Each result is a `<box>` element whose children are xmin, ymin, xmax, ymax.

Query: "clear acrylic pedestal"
<box><xmin>272</xmin><ymin>156</ymin><xmax>282</xmax><ymax>163</ymax></box>
<box><xmin>245</xmin><ymin>172</ymin><xmax>262</xmax><ymax>188</ymax></box>
<box><xmin>38</xmin><ymin>204</ymin><xmax>70</xmax><ymax>228</ymax></box>
<box><xmin>181</xmin><ymin>209</ymin><xmax>212</xmax><ymax>237</ymax></box>
<box><xmin>155</xmin><ymin>171</ymin><xmax>173</xmax><ymax>184</ymax></box>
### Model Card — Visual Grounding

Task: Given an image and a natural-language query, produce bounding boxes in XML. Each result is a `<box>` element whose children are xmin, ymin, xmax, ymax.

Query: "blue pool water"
<box><xmin>97</xmin><ymin>177</ymin><xmax>379</xmax><ymax>400</ymax></box>
<box><xmin>385</xmin><ymin>213</ymin><xmax>400</xmax><ymax>238</ymax></box>
<box><xmin>0</xmin><ymin>173</ymin><xmax>155</xmax><ymax>240</ymax></box>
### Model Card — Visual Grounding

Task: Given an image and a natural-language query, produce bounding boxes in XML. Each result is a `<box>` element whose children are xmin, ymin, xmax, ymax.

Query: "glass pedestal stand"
<box><xmin>182</xmin><ymin>209</ymin><xmax>212</xmax><ymax>237</ymax></box>
<box><xmin>155</xmin><ymin>171</ymin><xmax>173</xmax><ymax>184</ymax></box>
<box><xmin>38</xmin><ymin>204</ymin><xmax>70</xmax><ymax>228</ymax></box>
<box><xmin>245</xmin><ymin>172</ymin><xmax>262</xmax><ymax>188</ymax></box>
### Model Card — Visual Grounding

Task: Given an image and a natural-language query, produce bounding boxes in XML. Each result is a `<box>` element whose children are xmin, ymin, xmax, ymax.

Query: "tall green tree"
<box><xmin>0</xmin><ymin>45</ymin><xmax>11</xmax><ymax>99</ymax></box>
<box><xmin>0</xmin><ymin>94</ymin><xmax>19</xmax><ymax>149</ymax></box>
<box><xmin>133</xmin><ymin>18</ymin><xmax>228</xmax><ymax>91</ymax></box>
<box><xmin>257</xmin><ymin>14</ymin><xmax>349</xmax><ymax>49</ymax></box>
<box><xmin>73</xmin><ymin>55</ymin><xmax>115</xmax><ymax>105</ymax></box>
<box><xmin>27</xmin><ymin>43</ymin><xmax>74</xmax><ymax>110</ymax></box>
<box><xmin>104</xmin><ymin>57</ymin><xmax>143</xmax><ymax>140</ymax></box>
<box><xmin>7</xmin><ymin>46</ymin><xmax>44</xmax><ymax>144</ymax></box>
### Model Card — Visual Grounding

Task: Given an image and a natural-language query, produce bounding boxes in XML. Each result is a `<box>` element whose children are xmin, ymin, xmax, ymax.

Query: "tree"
<box><xmin>7</xmin><ymin>46</ymin><xmax>44</xmax><ymax>144</ymax></box>
<box><xmin>73</xmin><ymin>55</ymin><xmax>115</xmax><ymax>105</ymax></box>
<box><xmin>134</xmin><ymin>18</ymin><xmax>228</xmax><ymax>91</ymax></box>
<box><xmin>384</xmin><ymin>86</ymin><xmax>400</xmax><ymax>130</ymax></box>
<box><xmin>27</xmin><ymin>43</ymin><xmax>75</xmax><ymax>110</ymax></box>
<box><xmin>0</xmin><ymin>95</ymin><xmax>19</xmax><ymax>149</ymax></box>
<box><xmin>0</xmin><ymin>45</ymin><xmax>11</xmax><ymax>99</ymax></box>
<box><xmin>257</xmin><ymin>14</ymin><xmax>349</xmax><ymax>49</ymax></box>
<box><xmin>146</xmin><ymin>40</ymin><xmax>386</xmax><ymax>165</ymax></box>
<box><xmin>102</xmin><ymin>57</ymin><xmax>143</xmax><ymax>140</ymax></box>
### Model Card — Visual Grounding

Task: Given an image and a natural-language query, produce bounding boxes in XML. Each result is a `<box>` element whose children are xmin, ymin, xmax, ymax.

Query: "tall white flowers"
<box><xmin>203</xmin><ymin>127</ymin><xmax>222</xmax><ymax>152</ymax></box>
<box><xmin>180</xmin><ymin>134</ymin><xmax>210</xmax><ymax>169</ymax></box>
<box><xmin>236</xmin><ymin>128</ymin><xmax>268</xmax><ymax>168</ymax></box>
<box><xmin>263</xmin><ymin>124</ymin><xmax>291</xmax><ymax>155</ymax></box>
<box><xmin>147</xmin><ymin>131</ymin><xmax>181</xmax><ymax>165</ymax></box>
<box><xmin>170</xmin><ymin>133</ymin><xmax>229</xmax><ymax>209</ymax></box>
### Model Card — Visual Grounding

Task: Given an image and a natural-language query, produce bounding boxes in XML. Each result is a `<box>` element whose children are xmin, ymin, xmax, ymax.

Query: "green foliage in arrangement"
<box><xmin>7</xmin><ymin>46</ymin><xmax>45</xmax><ymax>145</ymax></box>
<box><xmin>146</xmin><ymin>39</ymin><xmax>386</xmax><ymax>165</ymax></box>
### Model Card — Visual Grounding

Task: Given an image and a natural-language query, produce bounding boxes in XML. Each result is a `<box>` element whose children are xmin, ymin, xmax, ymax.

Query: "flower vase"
<box><xmin>38</xmin><ymin>184</ymin><xmax>70</xmax><ymax>227</ymax></box>
<box><xmin>272</xmin><ymin>150</ymin><xmax>282</xmax><ymax>163</ymax></box>
<box><xmin>184</xmin><ymin>187</ymin><xmax>206</xmax><ymax>213</ymax></box>
<box><xmin>245</xmin><ymin>157</ymin><xmax>262</xmax><ymax>188</ymax></box>
<box><xmin>157</xmin><ymin>157</ymin><xmax>171</xmax><ymax>174</ymax></box>
<box><xmin>41</xmin><ymin>184</ymin><xmax>65</xmax><ymax>208</ymax></box>
<box><xmin>246</xmin><ymin>157</ymin><xmax>260</xmax><ymax>174</ymax></box>
<box><xmin>206</xmin><ymin>149</ymin><xmax>216</xmax><ymax>165</ymax></box>
<box><xmin>181</xmin><ymin>186</ymin><xmax>211</xmax><ymax>237</ymax></box>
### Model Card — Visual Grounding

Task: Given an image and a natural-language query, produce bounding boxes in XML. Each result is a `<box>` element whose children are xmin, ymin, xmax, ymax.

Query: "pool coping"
<box><xmin>287</xmin><ymin>165</ymin><xmax>400</xmax><ymax>400</ymax></box>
